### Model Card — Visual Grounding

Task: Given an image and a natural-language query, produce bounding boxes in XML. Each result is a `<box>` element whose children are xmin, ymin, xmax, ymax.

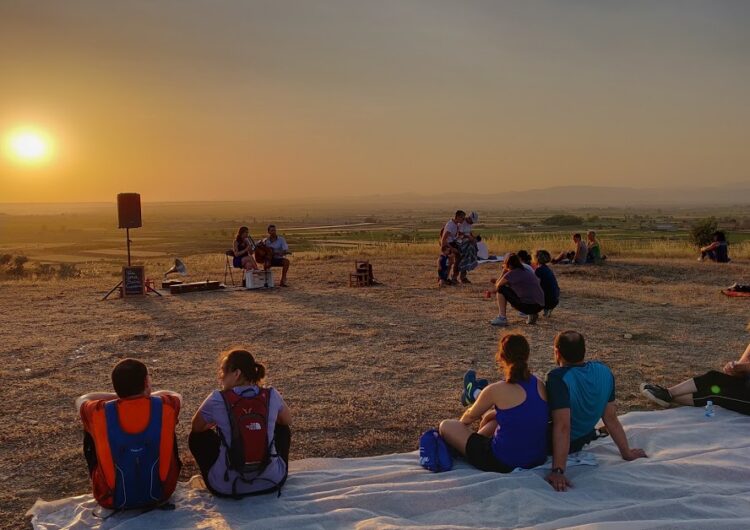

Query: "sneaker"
<box><xmin>526</xmin><ymin>313</ymin><xmax>538</xmax><ymax>325</ymax></box>
<box><xmin>543</xmin><ymin>308</ymin><xmax>553</xmax><ymax>317</ymax></box>
<box><xmin>517</xmin><ymin>312</ymin><xmax>527</xmax><ymax>317</ymax></box>
<box><xmin>460</xmin><ymin>277</ymin><xmax>472</xmax><ymax>284</ymax></box>
<box><xmin>490</xmin><ymin>315</ymin><xmax>508</xmax><ymax>326</ymax></box>
<box><xmin>461</xmin><ymin>370</ymin><xmax>476</xmax><ymax>406</ymax></box>
<box><xmin>639</xmin><ymin>383</ymin><xmax>672</xmax><ymax>408</ymax></box>
<box><xmin>461</xmin><ymin>370</ymin><xmax>489</xmax><ymax>406</ymax></box>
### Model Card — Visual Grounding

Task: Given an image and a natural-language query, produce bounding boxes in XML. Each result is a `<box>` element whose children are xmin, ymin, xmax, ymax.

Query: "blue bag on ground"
<box><xmin>419</xmin><ymin>428</ymin><xmax>453</xmax><ymax>472</ymax></box>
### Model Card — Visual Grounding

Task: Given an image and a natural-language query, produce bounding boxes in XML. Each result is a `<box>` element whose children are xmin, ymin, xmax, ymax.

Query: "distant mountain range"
<box><xmin>351</xmin><ymin>184</ymin><xmax>750</xmax><ymax>208</ymax></box>
<box><xmin>1</xmin><ymin>184</ymin><xmax>749</xmax><ymax>214</ymax></box>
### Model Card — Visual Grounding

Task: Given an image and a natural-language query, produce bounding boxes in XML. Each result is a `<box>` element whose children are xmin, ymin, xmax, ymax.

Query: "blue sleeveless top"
<box><xmin>490</xmin><ymin>375</ymin><xmax>550</xmax><ymax>469</ymax></box>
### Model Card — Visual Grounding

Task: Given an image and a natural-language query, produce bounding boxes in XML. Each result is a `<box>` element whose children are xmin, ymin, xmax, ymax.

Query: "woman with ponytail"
<box><xmin>190</xmin><ymin>349</ymin><xmax>292</xmax><ymax>497</ymax></box>
<box><xmin>439</xmin><ymin>334</ymin><xmax>549</xmax><ymax>472</ymax></box>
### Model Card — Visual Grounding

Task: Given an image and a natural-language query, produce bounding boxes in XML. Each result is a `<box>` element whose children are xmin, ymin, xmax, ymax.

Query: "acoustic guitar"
<box><xmin>254</xmin><ymin>243</ymin><xmax>274</xmax><ymax>265</ymax></box>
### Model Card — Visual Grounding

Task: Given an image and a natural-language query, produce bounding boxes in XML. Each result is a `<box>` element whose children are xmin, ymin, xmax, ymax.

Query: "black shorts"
<box><xmin>498</xmin><ymin>285</ymin><xmax>543</xmax><ymax>315</ymax></box>
<box><xmin>270</xmin><ymin>257</ymin><xmax>286</xmax><ymax>267</ymax></box>
<box><xmin>464</xmin><ymin>433</ymin><xmax>514</xmax><ymax>473</ymax></box>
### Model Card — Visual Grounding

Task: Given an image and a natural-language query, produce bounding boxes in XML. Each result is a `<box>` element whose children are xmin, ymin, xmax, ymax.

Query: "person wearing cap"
<box><xmin>452</xmin><ymin>211</ymin><xmax>479</xmax><ymax>283</ymax></box>
<box><xmin>459</xmin><ymin>211</ymin><xmax>479</xmax><ymax>241</ymax></box>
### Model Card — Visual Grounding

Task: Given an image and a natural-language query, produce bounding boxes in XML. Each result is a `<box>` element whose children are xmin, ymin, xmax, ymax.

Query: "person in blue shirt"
<box><xmin>532</xmin><ymin>250</ymin><xmax>560</xmax><ymax>317</ymax></box>
<box><xmin>546</xmin><ymin>331</ymin><xmax>646</xmax><ymax>492</ymax></box>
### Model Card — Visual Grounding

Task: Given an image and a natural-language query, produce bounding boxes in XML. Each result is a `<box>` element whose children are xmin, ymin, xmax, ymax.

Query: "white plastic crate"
<box><xmin>244</xmin><ymin>269</ymin><xmax>274</xmax><ymax>289</ymax></box>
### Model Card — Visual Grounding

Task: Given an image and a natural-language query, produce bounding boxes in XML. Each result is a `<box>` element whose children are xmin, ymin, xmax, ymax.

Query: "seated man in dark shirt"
<box><xmin>545</xmin><ymin>331</ymin><xmax>646</xmax><ymax>492</ymax></box>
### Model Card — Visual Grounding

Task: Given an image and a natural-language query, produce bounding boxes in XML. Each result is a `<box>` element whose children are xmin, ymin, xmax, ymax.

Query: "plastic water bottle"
<box><xmin>705</xmin><ymin>400</ymin><xmax>715</xmax><ymax>418</ymax></box>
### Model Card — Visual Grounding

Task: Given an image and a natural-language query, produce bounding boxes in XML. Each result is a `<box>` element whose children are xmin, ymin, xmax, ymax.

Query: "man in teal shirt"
<box><xmin>546</xmin><ymin>331</ymin><xmax>647</xmax><ymax>491</ymax></box>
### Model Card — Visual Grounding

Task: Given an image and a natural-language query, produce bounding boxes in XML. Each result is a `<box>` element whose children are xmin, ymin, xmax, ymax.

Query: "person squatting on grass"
<box><xmin>546</xmin><ymin>331</ymin><xmax>647</xmax><ymax>492</ymax></box>
<box><xmin>640</xmin><ymin>340</ymin><xmax>750</xmax><ymax>415</ymax></box>
<box><xmin>190</xmin><ymin>349</ymin><xmax>292</xmax><ymax>498</ymax></box>
<box><xmin>76</xmin><ymin>359</ymin><xmax>182</xmax><ymax>510</ymax></box>
<box><xmin>532</xmin><ymin>249</ymin><xmax>560</xmax><ymax>317</ymax></box>
<box><xmin>439</xmin><ymin>334</ymin><xmax>550</xmax><ymax>473</ymax></box>
<box><xmin>490</xmin><ymin>253</ymin><xmax>545</xmax><ymax>326</ymax></box>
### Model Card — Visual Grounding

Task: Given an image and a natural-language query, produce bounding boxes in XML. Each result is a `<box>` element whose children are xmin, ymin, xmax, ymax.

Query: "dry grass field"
<box><xmin>2</xmin><ymin>253</ymin><xmax>750</xmax><ymax>529</ymax></box>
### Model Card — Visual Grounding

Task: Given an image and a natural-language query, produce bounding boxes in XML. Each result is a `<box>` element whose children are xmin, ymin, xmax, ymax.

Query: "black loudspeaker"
<box><xmin>117</xmin><ymin>193</ymin><xmax>142</xmax><ymax>229</ymax></box>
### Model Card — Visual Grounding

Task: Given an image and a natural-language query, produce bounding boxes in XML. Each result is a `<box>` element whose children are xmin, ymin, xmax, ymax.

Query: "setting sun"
<box><xmin>5</xmin><ymin>128</ymin><xmax>53</xmax><ymax>164</ymax></box>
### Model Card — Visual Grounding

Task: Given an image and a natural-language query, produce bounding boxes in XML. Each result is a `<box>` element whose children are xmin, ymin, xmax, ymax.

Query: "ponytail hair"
<box><xmin>221</xmin><ymin>348</ymin><xmax>266</xmax><ymax>384</ymax></box>
<box><xmin>496</xmin><ymin>333</ymin><xmax>531</xmax><ymax>384</ymax></box>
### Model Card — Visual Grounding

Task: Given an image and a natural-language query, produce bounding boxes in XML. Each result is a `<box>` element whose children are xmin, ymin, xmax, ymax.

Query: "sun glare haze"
<box><xmin>0</xmin><ymin>1</ymin><xmax>748</xmax><ymax>202</ymax></box>
<box><xmin>5</xmin><ymin>128</ymin><xmax>53</xmax><ymax>165</ymax></box>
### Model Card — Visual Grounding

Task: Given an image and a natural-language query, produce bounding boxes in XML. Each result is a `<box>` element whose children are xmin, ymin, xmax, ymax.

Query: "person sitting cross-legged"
<box><xmin>76</xmin><ymin>359</ymin><xmax>182</xmax><ymax>510</ymax></box>
<box><xmin>640</xmin><ymin>340</ymin><xmax>750</xmax><ymax>415</ymax></box>
<box><xmin>439</xmin><ymin>333</ymin><xmax>550</xmax><ymax>473</ymax></box>
<box><xmin>546</xmin><ymin>331</ymin><xmax>646</xmax><ymax>492</ymax></box>
<box><xmin>190</xmin><ymin>348</ymin><xmax>292</xmax><ymax>497</ymax></box>
<box><xmin>490</xmin><ymin>253</ymin><xmax>545</xmax><ymax>326</ymax></box>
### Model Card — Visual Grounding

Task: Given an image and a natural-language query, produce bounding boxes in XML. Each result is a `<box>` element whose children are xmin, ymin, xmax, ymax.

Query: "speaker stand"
<box><xmin>101</xmin><ymin>228</ymin><xmax>162</xmax><ymax>300</ymax></box>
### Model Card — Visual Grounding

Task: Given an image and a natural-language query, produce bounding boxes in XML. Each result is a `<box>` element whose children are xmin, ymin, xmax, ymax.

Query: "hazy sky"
<box><xmin>1</xmin><ymin>1</ymin><xmax>749</xmax><ymax>202</ymax></box>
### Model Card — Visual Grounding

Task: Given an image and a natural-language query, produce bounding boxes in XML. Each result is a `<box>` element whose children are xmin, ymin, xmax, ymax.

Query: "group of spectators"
<box><xmin>77</xmin><ymin>332</ymin><xmax>750</xmax><ymax>509</ymax></box>
<box><xmin>438</xmin><ymin>330</ymin><xmax>750</xmax><ymax>489</ymax></box>
<box><xmin>71</xmin><ymin>214</ymin><xmax>742</xmax><ymax>513</ymax></box>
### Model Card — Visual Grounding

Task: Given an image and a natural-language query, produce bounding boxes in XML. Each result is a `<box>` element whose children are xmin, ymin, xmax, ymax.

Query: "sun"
<box><xmin>5</xmin><ymin>128</ymin><xmax>54</xmax><ymax>164</ymax></box>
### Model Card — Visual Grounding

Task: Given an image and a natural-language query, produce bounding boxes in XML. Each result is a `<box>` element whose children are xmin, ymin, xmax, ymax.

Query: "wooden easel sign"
<box><xmin>122</xmin><ymin>266</ymin><xmax>145</xmax><ymax>297</ymax></box>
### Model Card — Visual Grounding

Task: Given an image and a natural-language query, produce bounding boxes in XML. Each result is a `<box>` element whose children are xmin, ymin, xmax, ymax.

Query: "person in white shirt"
<box><xmin>439</xmin><ymin>210</ymin><xmax>466</xmax><ymax>282</ymax></box>
<box><xmin>459</xmin><ymin>211</ymin><xmax>478</xmax><ymax>241</ymax></box>
<box><xmin>476</xmin><ymin>235</ymin><xmax>490</xmax><ymax>260</ymax></box>
<box><xmin>262</xmin><ymin>224</ymin><xmax>291</xmax><ymax>287</ymax></box>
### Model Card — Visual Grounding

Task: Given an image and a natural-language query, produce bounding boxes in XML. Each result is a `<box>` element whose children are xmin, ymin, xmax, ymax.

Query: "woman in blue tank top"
<box><xmin>439</xmin><ymin>334</ymin><xmax>550</xmax><ymax>472</ymax></box>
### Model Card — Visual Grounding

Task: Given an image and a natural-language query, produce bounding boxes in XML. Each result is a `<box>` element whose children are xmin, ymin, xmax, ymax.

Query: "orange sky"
<box><xmin>1</xmin><ymin>1</ymin><xmax>749</xmax><ymax>202</ymax></box>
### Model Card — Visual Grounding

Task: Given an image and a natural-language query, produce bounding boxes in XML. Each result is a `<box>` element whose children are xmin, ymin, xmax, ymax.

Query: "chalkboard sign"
<box><xmin>122</xmin><ymin>266</ymin><xmax>145</xmax><ymax>297</ymax></box>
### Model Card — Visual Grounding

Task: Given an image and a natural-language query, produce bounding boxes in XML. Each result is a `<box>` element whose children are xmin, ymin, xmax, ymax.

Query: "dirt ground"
<box><xmin>2</xmin><ymin>256</ymin><xmax>749</xmax><ymax>529</ymax></box>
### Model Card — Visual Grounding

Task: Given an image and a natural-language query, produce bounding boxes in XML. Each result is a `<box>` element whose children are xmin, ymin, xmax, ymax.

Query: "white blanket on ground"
<box><xmin>28</xmin><ymin>408</ymin><xmax>750</xmax><ymax>529</ymax></box>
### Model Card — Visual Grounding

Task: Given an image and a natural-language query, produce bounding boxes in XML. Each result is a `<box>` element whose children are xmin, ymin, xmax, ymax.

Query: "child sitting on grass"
<box><xmin>438</xmin><ymin>244</ymin><xmax>454</xmax><ymax>287</ymax></box>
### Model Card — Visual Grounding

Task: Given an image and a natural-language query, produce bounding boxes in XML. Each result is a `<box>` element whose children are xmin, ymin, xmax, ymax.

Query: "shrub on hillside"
<box><xmin>36</xmin><ymin>263</ymin><xmax>56</xmax><ymax>277</ymax></box>
<box><xmin>689</xmin><ymin>217</ymin><xmax>719</xmax><ymax>248</ymax></box>
<box><xmin>8</xmin><ymin>255</ymin><xmax>28</xmax><ymax>277</ymax></box>
<box><xmin>58</xmin><ymin>263</ymin><xmax>80</xmax><ymax>279</ymax></box>
<box><xmin>542</xmin><ymin>214</ymin><xmax>584</xmax><ymax>226</ymax></box>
